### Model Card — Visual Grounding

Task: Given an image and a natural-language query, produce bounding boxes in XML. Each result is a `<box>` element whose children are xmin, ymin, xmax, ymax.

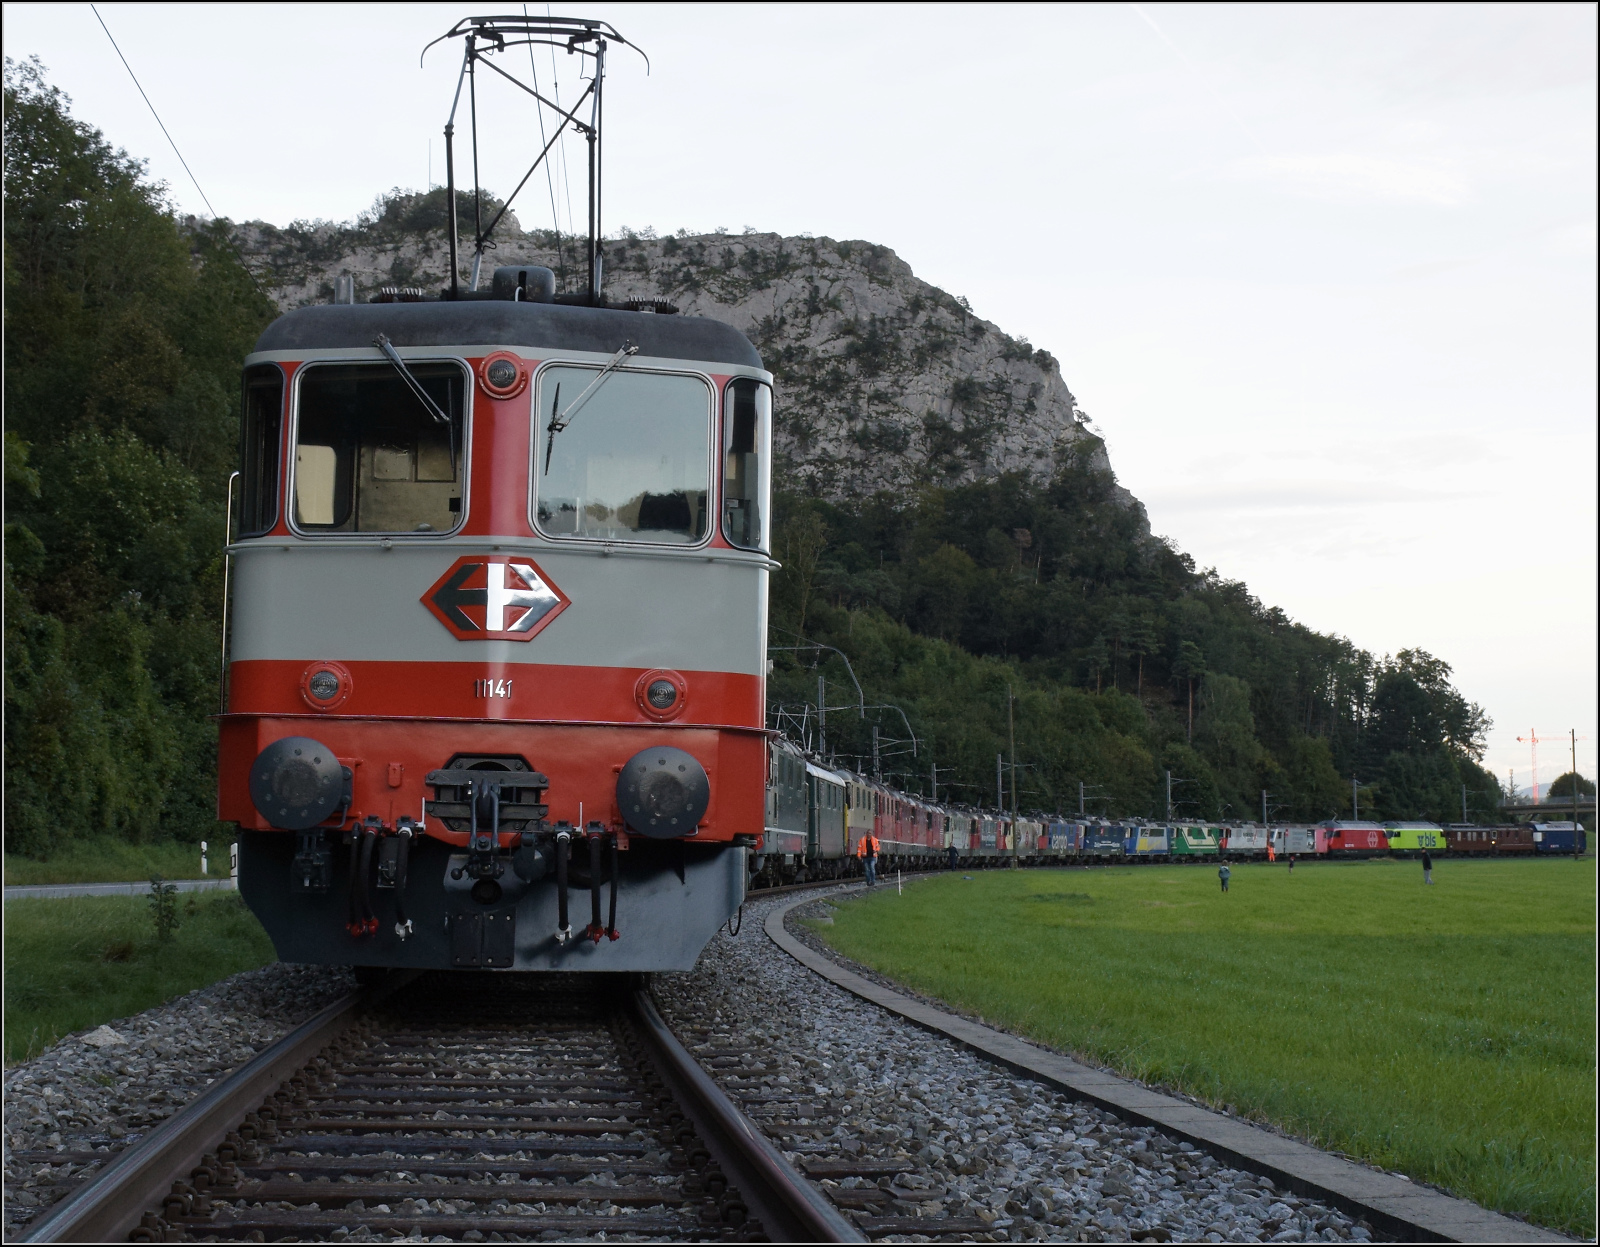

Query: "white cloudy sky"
<box><xmin>7</xmin><ymin>2</ymin><xmax>1596</xmax><ymax>789</ymax></box>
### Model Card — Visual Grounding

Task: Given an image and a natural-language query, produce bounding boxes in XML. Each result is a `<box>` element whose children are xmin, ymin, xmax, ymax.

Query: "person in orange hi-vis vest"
<box><xmin>856</xmin><ymin>830</ymin><xmax>881</xmax><ymax>887</ymax></box>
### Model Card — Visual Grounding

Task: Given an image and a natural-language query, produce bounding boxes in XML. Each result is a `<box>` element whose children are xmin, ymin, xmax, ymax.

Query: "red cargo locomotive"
<box><xmin>1318</xmin><ymin>820</ymin><xmax>1389</xmax><ymax>857</ymax></box>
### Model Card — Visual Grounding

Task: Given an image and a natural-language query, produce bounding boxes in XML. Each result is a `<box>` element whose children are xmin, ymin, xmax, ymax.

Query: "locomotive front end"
<box><xmin>219</xmin><ymin>286</ymin><xmax>772</xmax><ymax>972</ymax></box>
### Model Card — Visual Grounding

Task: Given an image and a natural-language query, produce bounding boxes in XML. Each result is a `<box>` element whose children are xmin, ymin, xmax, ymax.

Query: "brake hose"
<box><xmin>356</xmin><ymin>827</ymin><xmax>378</xmax><ymax>935</ymax></box>
<box><xmin>587</xmin><ymin>830</ymin><xmax>604</xmax><ymax>942</ymax></box>
<box><xmin>606</xmin><ymin>834</ymin><xmax>620</xmax><ymax>941</ymax></box>
<box><xmin>555</xmin><ymin>827</ymin><xmax>571</xmax><ymax>944</ymax></box>
<box><xmin>344</xmin><ymin>832</ymin><xmax>363</xmax><ymax>936</ymax></box>
<box><xmin>393</xmin><ymin>827</ymin><xmax>413</xmax><ymax>939</ymax></box>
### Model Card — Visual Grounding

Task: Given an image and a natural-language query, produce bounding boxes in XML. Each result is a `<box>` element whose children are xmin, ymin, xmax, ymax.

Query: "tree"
<box><xmin>1546</xmin><ymin>772</ymin><xmax>1595</xmax><ymax>803</ymax></box>
<box><xmin>1126</xmin><ymin>618</ymin><xmax>1161</xmax><ymax>698</ymax></box>
<box><xmin>775</xmin><ymin>508</ymin><xmax>829</xmax><ymax>637</ymax></box>
<box><xmin>1106</xmin><ymin>609</ymin><xmax>1129</xmax><ymax>691</ymax></box>
<box><xmin>1366</xmin><ymin>649</ymin><xmax>1490</xmax><ymax>764</ymax></box>
<box><xmin>4</xmin><ymin>59</ymin><xmax>273</xmax><ymax>858</ymax></box>
<box><xmin>1158</xmin><ymin>743</ymin><xmax>1221</xmax><ymax>821</ymax></box>
<box><xmin>1281</xmin><ymin>733</ymin><xmax>1345</xmax><ymax>820</ymax></box>
<box><xmin>910</xmin><ymin>543</ymin><xmax>978</xmax><ymax>642</ymax></box>
<box><xmin>1194</xmin><ymin>674</ymin><xmax>1260</xmax><ymax>813</ymax></box>
<box><xmin>1086</xmin><ymin>635</ymin><xmax>1110</xmax><ymax>694</ymax></box>
<box><xmin>1171</xmin><ymin>642</ymin><xmax>1206</xmax><ymax>744</ymax></box>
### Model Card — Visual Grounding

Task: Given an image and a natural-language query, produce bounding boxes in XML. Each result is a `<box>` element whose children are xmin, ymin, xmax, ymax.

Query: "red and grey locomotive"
<box><xmin>221</xmin><ymin>16</ymin><xmax>773</xmax><ymax>974</ymax></box>
<box><xmin>225</xmin><ymin>284</ymin><xmax>772</xmax><ymax>972</ymax></box>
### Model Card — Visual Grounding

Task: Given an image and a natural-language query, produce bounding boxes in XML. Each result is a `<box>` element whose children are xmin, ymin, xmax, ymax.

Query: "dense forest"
<box><xmin>3</xmin><ymin>60</ymin><xmax>275</xmax><ymax>857</ymax></box>
<box><xmin>763</xmin><ymin>476</ymin><xmax>1502</xmax><ymax>824</ymax></box>
<box><xmin>3</xmin><ymin>59</ymin><xmax>1506</xmax><ymax>859</ymax></box>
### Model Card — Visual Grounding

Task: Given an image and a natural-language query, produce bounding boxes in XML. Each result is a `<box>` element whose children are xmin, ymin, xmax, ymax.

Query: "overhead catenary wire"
<box><xmin>90</xmin><ymin>3</ymin><xmax>216</xmax><ymax>218</ymax></box>
<box><xmin>548</xmin><ymin>4</ymin><xmax>578</xmax><ymax>252</ymax></box>
<box><xmin>526</xmin><ymin>3</ymin><xmax>568</xmax><ymax>287</ymax></box>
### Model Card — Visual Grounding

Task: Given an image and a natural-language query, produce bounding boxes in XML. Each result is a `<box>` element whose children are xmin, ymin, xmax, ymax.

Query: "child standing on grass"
<box><xmin>1422</xmin><ymin>849</ymin><xmax>1434</xmax><ymax>884</ymax></box>
<box><xmin>1219</xmin><ymin>862</ymin><xmax>1231</xmax><ymax>893</ymax></box>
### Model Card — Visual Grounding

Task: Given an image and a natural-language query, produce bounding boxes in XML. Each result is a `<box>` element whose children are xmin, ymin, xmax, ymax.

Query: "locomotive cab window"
<box><xmin>722</xmin><ymin>378</ymin><xmax>771</xmax><ymax>551</ymax></box>
<box><xmin>292</xmin><ymin>361</ymin><xmax>466</xmax><ymax>534</ymax></box>
<box><xmin>535</xmin><ymin>365</ymin><xmax>711</xmax><ymax>544</ymax></box>
<box><xmin>238</xmin><ymin>364</ymin><xmax>284</xmax><ymax>537</ymax></box>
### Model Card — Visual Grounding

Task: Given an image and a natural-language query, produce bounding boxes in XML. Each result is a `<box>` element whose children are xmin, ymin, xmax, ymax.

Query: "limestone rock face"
<box><xmin>230</xmin><ymin>214</ymin><xmax>1120</xmax><ymax>504</ymax></box>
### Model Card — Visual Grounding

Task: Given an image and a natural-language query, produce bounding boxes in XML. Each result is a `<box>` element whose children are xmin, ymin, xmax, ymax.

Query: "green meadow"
<box><xmin>4</xmin><ymin>891</ymin><xmax>275</xmax><ymax>1065</ymax></box>
<box><xmin>5</xmin><ymin>837</ymin><xmax>220</xmax><ymax>886</ymax></box>
<box><xmin>816</xmin><ymin>858</ymin><xmax>1596</xmax><ymax>1236</ymax></box>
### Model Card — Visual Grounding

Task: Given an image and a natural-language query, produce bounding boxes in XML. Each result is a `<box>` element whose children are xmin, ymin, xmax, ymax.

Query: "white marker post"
<box><xmin>201</xmin><ymin>840</ymin><xmax>208</xmax><ymax>875</ymax></box>
<box><xmin>230</xmin><ymin>842</ymin><xmax>239</xmax><ymax>890</ymax></box>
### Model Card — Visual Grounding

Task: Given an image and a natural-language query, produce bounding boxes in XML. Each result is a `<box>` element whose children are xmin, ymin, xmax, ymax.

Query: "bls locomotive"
<box><xmin>224</xmin><ymin>276</ymin><xmax>773</xmax><ymax>972</ymax></box>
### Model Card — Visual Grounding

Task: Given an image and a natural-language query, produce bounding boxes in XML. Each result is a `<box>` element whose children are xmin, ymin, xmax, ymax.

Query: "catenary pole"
<box><xmin>1007</xmin><ymin>685</ymin><xmax>1018</xmax><ymax>862</ymax></box>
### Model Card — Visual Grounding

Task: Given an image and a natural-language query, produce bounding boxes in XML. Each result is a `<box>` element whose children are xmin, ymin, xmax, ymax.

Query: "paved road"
<box><xmin>4</xmin><ymin>878</ymin><xmax>237</xmax><ymax>901</ymax></box>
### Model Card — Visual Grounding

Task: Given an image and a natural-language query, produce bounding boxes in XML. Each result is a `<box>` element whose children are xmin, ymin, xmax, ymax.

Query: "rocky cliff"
<box><xmin>229</xmin><ymin>193</ymin><xmax>1123</xmax><ymax>504</ymax></box>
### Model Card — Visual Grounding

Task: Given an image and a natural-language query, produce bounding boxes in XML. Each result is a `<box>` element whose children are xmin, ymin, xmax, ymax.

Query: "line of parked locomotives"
<box><xmin>759</xmin><ymin>739</ymin><xmax>1587</xmax><ymax>882</ymax></box>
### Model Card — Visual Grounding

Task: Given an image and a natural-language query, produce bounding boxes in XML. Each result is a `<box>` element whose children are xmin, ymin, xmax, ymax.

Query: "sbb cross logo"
<box><xmin>422</xmin><ymin>556</ymin><xmax>570</xmax><ymax>641</ymax></box>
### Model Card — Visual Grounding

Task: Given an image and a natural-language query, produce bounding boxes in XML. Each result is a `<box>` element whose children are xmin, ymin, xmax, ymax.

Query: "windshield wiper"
<box><xmin>543</xmin><ymin>342</ymin><xmax>639</xmax><ymax>474</ymax></box>
<box><xmin>374</xmin><ymin>334</ymin><xmax>452</xmax><ymax>426</ymax></box>
<box><xmin>375</xmin><ymin>333</ymin><xmax>457</xmax><ymax>478</ymax></box>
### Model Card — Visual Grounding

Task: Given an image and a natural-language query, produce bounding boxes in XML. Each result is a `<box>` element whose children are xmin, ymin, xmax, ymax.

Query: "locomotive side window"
<box><xmin>722</xmin><ymin>378</ymin><xmax>771</xmax><ymax>551</ymax></box>
<box><xmin>535</xmin><ymin>365</ymin><xmax>710</xmax><ymax>544</ymax></box>
<box><xmin>239</xmin><ymin>364</ymin><xmax>284</xmax><ymax>536</ymax></box>
<box><xmin>292</xmin><ymin>361</ymin><xmax>466</xmax><ymax>534</ymax></box>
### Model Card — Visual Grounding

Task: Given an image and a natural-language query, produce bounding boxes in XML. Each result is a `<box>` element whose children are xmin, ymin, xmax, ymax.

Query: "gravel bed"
<box><xmin>2</xmin><ymin>961</ymin><xmax>354</xmax><ymax>1239</ymax></box>
<box><xmin>654</xmin><ymin>887</ymin><xmax>1380</xmax><ymax>1244</ymax></box>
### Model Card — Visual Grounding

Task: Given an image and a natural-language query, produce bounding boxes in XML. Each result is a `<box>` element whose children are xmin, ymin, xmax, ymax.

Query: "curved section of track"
<box><xmin>24</xmin><ymin>970</ymin><xmax>860</xmax><ymax>1244</ymax></box>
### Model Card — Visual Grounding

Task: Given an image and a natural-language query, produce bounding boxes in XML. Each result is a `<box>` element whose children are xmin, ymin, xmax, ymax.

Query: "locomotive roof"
<box><xmin>254</xmin><ymin>301</ymin><xmax>764</xmax><ymax>368</ymax></box>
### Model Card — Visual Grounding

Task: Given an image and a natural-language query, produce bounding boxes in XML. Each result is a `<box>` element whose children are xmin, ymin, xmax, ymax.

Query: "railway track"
<box><xmin>22</xmin><ymin>970</ymin><xmax>859</xmax><ymax>1244</ymax></box>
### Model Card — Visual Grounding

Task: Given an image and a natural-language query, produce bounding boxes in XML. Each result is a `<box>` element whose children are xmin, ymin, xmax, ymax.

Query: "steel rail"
<box><xmin>21</xmin><ymin>977</ymin><xmax>415</xmax><ymax>1244</ymax></box>
<box><xmin>748</xmin><ymin>870</ymin><xmax>933</xmax><ymax>898</ymax></box>
<box><xmin>626</xmin><ymin>986</ymin><xmax>864</xmax><ymax>1243</ymax></box>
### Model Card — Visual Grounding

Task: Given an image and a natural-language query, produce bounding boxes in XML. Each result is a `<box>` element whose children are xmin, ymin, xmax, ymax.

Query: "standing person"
<box><xmin>1288</xmin><ymin>854</ymin><xmax>1295</xmax><ymax>873</ymax></box>
<box><xmin>857</xmin><ymin>830</ymin><xmax>880</xmax><ymax>887</ymax></box>
<box><xmin>947</xmin><ymin>843</ymin><xmax>959</xmax><ymax>871</ymax></box>
<box><xmin>1218</xmin><ymin>862</ymin><xmax>1231</xmax><ymax>893</ymax></box>
<box><xmin>1422</xmin><ymin>848</ymin><xmax>1434</xmax><ymax>885</ymax></box>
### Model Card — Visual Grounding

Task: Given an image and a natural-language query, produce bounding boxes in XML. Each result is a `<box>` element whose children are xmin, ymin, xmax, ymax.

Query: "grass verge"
<box><xmin>4</xmin><ymin>837</ymin><xmax>224</xmax><ymax>885</ymax></box>
<box><xmin>816</xmin><ymin>857</ymin><xmax>1596</xmax><ymax>1237</ymax></box>
<box><xmin>3</xmin><ymin>890</ymin><xmax>275</xmax><ymax>1066</ymax></box>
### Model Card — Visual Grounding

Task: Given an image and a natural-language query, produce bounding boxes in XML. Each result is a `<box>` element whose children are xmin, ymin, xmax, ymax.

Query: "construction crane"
<box><xmin>1516</xmin><ymin>730</ymin><xmax>1549</xmax><ymax>805</ymax></box>
<box><xmin>1516</xmin><ymin>729</ymin><xmax>1590</xmax><ymax>806</ymax></box>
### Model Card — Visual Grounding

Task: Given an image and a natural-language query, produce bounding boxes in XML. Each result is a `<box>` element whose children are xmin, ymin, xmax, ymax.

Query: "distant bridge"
<box><xmin>1495</xmin><ymin>798</ymin><xmax>1594</xmax><ymax>821</ymax></box>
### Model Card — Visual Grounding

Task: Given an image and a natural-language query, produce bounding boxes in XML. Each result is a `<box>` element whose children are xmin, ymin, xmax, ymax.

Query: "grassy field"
<box><xmin>4</xmin><ymin>838</ymin><xmax>222</xmax><ymax>885</ymax></box>
<box><xmin>816</xmin><ymin>857</ymin><xmax>1596</xmax><ymax>1237</ymax></box>
<box><xmin>4</xmin><ymin>891</ymin><xmax>275</xmax><ymax>1066</ymax></box>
